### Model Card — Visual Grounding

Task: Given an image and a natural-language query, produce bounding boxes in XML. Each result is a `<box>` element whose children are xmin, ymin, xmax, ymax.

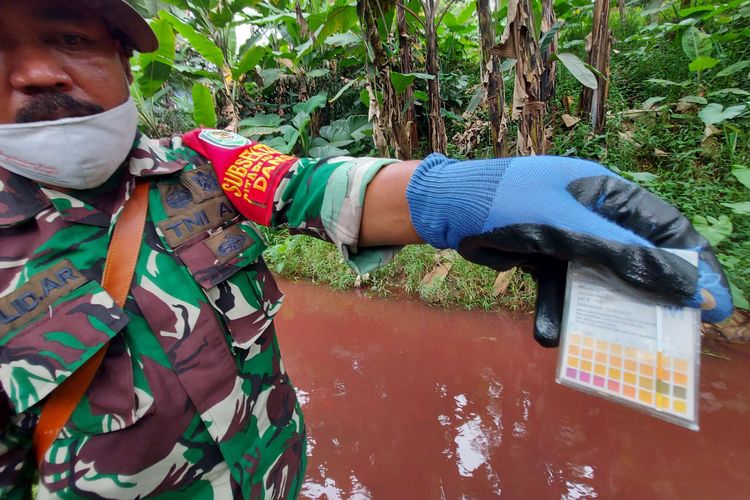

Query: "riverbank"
<box><xmin>263</xmin><ymin>232</ymin><xmax>537</xmax><ymax>312</ymax></box>
<box><xmin>264</xmin><ymin>232</ymin><xmax>750</xmax><ymax>342</ymax></box>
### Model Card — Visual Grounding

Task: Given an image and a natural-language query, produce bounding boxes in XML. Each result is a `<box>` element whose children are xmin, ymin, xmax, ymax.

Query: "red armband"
<box><xmin>182</xmin><ymin>129</ymin><xmax>298</xmax><ymax>225</ymax></box>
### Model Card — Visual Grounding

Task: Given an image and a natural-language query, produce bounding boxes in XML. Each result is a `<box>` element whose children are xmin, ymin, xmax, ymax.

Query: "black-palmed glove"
<box><xmin>406</xmin><ymin>154</ymin><xmax>733</xmax><ymax>347</ymax></box>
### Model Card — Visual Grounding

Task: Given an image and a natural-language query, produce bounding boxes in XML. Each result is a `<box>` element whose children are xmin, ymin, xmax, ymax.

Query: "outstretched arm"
<box><xmin>364</xmin><ymin>153</ymin><xmax>732</xmax><ymax>346</ymax></box>
<box><xmin>188</xmin><ymin>130</ymin><xmax>732</xmax><ymax>346</ymax></box>
<box><xmin>359</xmin><ymin>160</ymin><xmax>422</xmax><ymax>246</ymax></box>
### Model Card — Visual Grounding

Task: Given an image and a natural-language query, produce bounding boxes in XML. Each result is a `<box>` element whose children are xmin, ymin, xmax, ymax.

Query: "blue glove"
<box><xmin>406</xmin><ymin>154</ymin><xmax>733</xmax><ymax>347</ymax></box>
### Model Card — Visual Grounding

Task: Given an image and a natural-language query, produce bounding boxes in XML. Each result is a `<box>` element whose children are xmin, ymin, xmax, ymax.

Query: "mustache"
<box><xmin>15</xmin><ymin>94</ymin><xmax>104</xmax><ymax>123</ymax></box>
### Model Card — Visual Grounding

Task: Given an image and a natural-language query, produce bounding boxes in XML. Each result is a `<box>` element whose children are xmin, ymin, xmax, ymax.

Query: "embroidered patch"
<box><xmin>157</xmin><ymin>195</ymin><xmax>239</xmax><ymax>248</ymax></box>
<box><xmin>0</xmin><ymin>260</ymin><xmax>88</xmax><ymax>336</ymax></box>
<box><xmin>181</xmin><ymin>165</ymin><xmax>223</xmax><ymax>203</ymax></box>
<box><xmin>158</xmin><ymin>182</ymin><xmax>194</xmax><ymax>216</ymax></box>
<box><xmin>216</xmin><ymin>143</ymin><xmax>298</xmax><ymax>225</ymax></box>
<box><xmin>182</xmin><ymin>130</ymin><xmax>298</xmax><ymax>226</ymax></box>
<box><xmin>198</xmin><ymin>129</ymin><xmax>250</xmax><ymax>150</ymax></box>
<box><xmin>204</xmin><ymin>224</ymin><xmax>254</xmax><ymax>265</ymax></box>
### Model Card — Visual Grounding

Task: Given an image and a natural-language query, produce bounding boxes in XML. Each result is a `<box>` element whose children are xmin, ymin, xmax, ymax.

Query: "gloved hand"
<box><xmin>406</xmin><ymin>154</ymin><xmax>733</xmax><ymax>347</ymax></box>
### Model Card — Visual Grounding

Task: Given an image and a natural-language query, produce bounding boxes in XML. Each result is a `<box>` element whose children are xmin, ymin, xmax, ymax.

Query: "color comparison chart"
<box><xmin>557</xmin><ymin>254</ymin><xmax>700</xmax><ymax>430</ymax></box>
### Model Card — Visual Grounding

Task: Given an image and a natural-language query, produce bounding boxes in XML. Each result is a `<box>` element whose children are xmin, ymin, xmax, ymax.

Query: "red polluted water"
<box><xmin>274</xmin><ymin>277</ymin><xmax>750</xmax><ymax>499</ymax></box>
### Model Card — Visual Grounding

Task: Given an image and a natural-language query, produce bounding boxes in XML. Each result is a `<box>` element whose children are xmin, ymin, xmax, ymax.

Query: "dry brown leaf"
<box><xmin>421</xmin><ymin>250</ymin><xmax>456</xmax><ymax>286</ymax></box>
<box><xmin>702</xmin><ymin>310</ymin><xmax>750</xmax><ymax>343</ymax></box>
<box><xmin>618</xmin><ymin>130</ymin><xmax>634</xmax><ymax>142</ymax></box>
<box><xmin>562</xmin><ymin>95</ymin><xmax>575</xmax><ymax>114</ymax></box>
<box><xmin>704</xmin><ymin>124</ymin><xmax>720</xmax><ymax>140</ymax></box>
<box><xmin>421</xmin><ymin>262</ymin><xmax>453</xmax><ymax>286</ymax></box>
<box><xmin>562</xmin><ymin>114</ymin><xmax>581</xmax><ymax>127</ymax></box>
<box><xmin>676</xmin><ymin>100</ymin><xmax>696</xmax><ymax>113</ymax></box>
<box><xmin>654</xmin><ymin>148</ymin><xmax>668</xmax><ymax>157</ymax></box>
<box><xmin>492</xmin><ymin>268</ymin><xmax>517</xmax><ymax>297</ymax></box>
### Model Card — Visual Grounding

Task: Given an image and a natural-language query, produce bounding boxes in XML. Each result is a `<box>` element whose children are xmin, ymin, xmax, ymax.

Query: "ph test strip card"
<box><xmin>556</xmin><ymin>250</ymin><xmax>701</xmax><ymax>431</ymax></box>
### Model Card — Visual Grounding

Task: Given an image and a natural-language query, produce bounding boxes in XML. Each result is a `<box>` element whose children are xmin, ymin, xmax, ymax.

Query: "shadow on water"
<box><xmin>274</xmin><ymin>277</ymin><xmax>750</xmax><ymax>499</ymax></box>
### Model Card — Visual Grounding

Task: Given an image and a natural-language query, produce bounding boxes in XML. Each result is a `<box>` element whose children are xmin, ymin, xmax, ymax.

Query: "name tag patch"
<box><xmin>0</xmin><ymin>260</ymin><xmax>87</xmax><ymax>335</ymax></box>
<box><xmin>157</xmin><ymin>196</ymin><xmax>239</xmax><ymax>248</ymax></box>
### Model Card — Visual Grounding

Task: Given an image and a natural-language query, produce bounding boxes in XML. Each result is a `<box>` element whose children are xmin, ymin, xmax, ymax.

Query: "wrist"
<box><xmin>406</xmin><ymin>153</ymin><xmax>508</xmax><ymax>249</ymax></box>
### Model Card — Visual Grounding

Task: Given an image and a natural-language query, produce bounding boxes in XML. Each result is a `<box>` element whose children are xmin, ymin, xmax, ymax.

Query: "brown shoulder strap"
<box><xmin>33</xmin><ymin>181</ymin><xmax>151</xmax><ymax>465</ymax></box>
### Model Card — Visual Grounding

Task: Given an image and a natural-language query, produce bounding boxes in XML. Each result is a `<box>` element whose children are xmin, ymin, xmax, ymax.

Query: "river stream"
<box><xmin>274</xmin><ymin>277</ymin><xmax>750</xmax><ymax>499</ymax></box>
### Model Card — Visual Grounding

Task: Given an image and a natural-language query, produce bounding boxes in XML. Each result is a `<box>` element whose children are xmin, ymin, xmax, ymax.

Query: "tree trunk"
<box><xmin>295</xmin><ymin>1</ymin><xmax>319</xmax><ymax>136</ymax></box>
<box><xmin>495</xmin><ymin>0</ymin><xmax>545</xmax><ymax>156</ymax></box>
<box><xmin>424</xmin><ymin>0</ymin><xmax>447</xmax><ymax>154</ymax></box>
<box><xmin>357</xmin><ymin>0</ymin><xmax>411</xmax><ymax>159</ymax></box>
<box><xmin>477</xmin><ymin>0</ymin><xmax>507</xmax><ymax>157</ymax></box>
<box><xmin>540</xmin><ymin>0</ymin><xmax>558</xmax><ymax>102</ymax></box>
<box><xmin>617</xmin><ymin>0</ymin><xmax>626</xmax><ymax>22</ymax></box>
<box><xmin>579</xmin><ymin>0</ymin><xmax>612</xmax><ymax>133</ymax></box>
<box><xmin>397</xmin><ymin>3</ymin><xmax>417</xmax><ymax>158</ymax></box>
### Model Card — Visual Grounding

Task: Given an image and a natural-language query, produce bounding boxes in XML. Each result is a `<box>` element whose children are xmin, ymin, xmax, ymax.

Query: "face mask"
<box><xmin>0</xmin><ymin>97</ymin><xmax>138</xmax><ymax>190</ymax></box>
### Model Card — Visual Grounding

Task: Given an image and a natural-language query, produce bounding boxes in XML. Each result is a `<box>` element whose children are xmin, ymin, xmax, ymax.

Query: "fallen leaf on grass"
<box><xmin>703</xmin><ymin>124</ymin><xmax>720</xmax><ymax>140</ymax></box>
<box><xmin>422</xmin><ymin>250</ymin><xmax>456</xmax><ymax>286</ymax></box>
<box><xmin>492</xmin><ymin>268</ymin><xmax>517</xmax><ymax>297</ymax></box>
<box><xmin>562</xmin><ymin>114</ymin><xmax>581</xmax><ymax>127</ymax></box>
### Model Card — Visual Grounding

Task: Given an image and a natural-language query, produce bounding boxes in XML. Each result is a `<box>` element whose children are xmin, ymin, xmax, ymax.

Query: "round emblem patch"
<box><xmin>198</xmin><ymin>129</ymin><xmax>250</xmax><ymax>149</ymax></box>
<box><xmin>218</xmin><ymin>234</ymin><xmax>247</xmax><ymax>256</ymax></box>
<box><xmin>166</xmin><ymin>185</ymin><xmax>193</xmax><ymax>209</ymax></box>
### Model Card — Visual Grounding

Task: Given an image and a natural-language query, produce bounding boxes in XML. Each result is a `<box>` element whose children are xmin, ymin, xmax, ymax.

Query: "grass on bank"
<box><xmin>263</xmin><ymin>231</ymin><xmax>538</xmax><ymax>311</ymax></box>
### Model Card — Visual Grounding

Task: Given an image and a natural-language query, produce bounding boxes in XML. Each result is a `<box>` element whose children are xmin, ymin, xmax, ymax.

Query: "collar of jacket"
<box><xmin>0</xmin><ymin>132</ymin><xmax>189</xmax><ymax>228</ymax></box>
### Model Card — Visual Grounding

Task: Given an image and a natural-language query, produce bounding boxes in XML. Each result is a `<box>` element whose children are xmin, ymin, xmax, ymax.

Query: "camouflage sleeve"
<box><xmin>178</xmin><ymin>130</ymin><xmax>402</xmax><ymax>275</ymax></box>
<box><xmin>272</xmin><ymin>156</ymin><xmax>402</xmax><ymax>275</ymax></box>
<box><xmin>0</xmin><ymin>391</ymin><xmax>34</xmax><ymax>499</ymax></box>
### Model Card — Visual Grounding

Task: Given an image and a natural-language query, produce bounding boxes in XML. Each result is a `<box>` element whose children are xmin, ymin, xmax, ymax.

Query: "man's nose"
<box><xmin>8</xmin><ymin>45</ymin><xmax>74</xmax><ymax>94</ymax></box>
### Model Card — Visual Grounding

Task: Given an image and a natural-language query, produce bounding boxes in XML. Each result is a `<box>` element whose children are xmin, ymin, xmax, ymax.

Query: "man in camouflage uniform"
<box><xmin>0</xmin><ymin>0</ymin><xmax>734</xmax><ymax>498</ymax></box>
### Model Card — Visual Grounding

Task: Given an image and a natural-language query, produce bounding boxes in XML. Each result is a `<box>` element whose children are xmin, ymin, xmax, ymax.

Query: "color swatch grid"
<box><xmin>560</xmin><ymin>333</ymin><xmax>693</xmax><ymax>419</ymax></box>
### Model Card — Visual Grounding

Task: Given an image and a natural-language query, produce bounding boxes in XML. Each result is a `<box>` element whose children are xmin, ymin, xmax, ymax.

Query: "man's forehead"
<box><xmin>32</xmin><ymin>1</ymin><xmax>103</xmax><ymax>22</ymax></box>
<box><xmin>5</xmin><ymin>0</ymin><xmax>103</xmax><ymax>25</ymax></box>
<box><xmin>34</xmin><ymin>4</ymin><xmax>92</xmax><ymax>22</ymax></box>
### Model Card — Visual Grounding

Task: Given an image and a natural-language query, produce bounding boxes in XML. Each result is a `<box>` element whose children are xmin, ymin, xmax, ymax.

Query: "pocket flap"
<box><xmin>176</xmin><ymin>222</ymin><xmax>266</xmax><ymax>289</ymax></box>
<box><xmin>0</xmin><ymin>280</ymin><xmax>129</xmax><ymax>413</ymax></box>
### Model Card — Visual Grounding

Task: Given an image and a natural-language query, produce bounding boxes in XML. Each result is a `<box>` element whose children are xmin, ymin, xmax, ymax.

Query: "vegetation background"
<box><xmin>128</xmin><ymin>0</ymin><xmax>750</xmax><ymax>329</ymax></box>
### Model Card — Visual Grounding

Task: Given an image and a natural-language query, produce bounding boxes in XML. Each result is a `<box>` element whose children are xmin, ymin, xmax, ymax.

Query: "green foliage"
<box><xmin>681</xmin><ymin>26</ymin><xmax>713</xmax><ymax>62</ymax></box>
<box><xmin>693</xmin><ymin>215</ymin><xmax>734</xmax><ymax>247</ymax></box>
<box><xmin>191</xmin><ymin>83</ymin><xmax>217</xmax><ymax>128</ymax></box>
<box><xmin>699</xmin><ymin>103</ymin><xmax>747</xmax><ymax>125</ymax></box>
<box><xmin>311</xmin><ymin>115</ymin><xmax>373</xmax><ymax>157</ymax></box>
<box><xmin>554</xmin><ymin>53</ymin><xmax>598</xmax><ymax>89</ymax></box>
<box><xmin>160</xmin><ymin>11</ymin><xmax>224</xmax><ymax>67</ymax></box>
<box><xmin>135</xmin><ymin>18</ymin><xmax>176</xmax><ymax>97</ymax></box>
<box><xmin>129</xmin><ymin>0</ymin><xmax>750</xmax><ymax>311</ymax></box>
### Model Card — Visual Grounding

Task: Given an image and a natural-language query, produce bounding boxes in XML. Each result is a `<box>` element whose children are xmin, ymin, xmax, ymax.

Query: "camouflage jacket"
<box><xmin>0</xmin><ymin>132</ymin><xmax>397</xmax><ymax>499</ymax></box>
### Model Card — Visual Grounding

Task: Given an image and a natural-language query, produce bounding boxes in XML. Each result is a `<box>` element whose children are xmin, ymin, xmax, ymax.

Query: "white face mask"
<box><xmin>0</xmin><ymin>97</ymin><xmax>138</xmax><ymax>190</ymax></box>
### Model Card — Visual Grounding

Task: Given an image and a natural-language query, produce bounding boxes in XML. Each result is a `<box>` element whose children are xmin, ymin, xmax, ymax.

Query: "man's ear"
<box><xmin>115</xmin><ymin>39</ymin><xmax>134</xmax><ymax>84</ymax></box>
<box><xmin>122</xmin><ymin>56</ymin><xmax>134</xmax><ymax>85</ymax></box>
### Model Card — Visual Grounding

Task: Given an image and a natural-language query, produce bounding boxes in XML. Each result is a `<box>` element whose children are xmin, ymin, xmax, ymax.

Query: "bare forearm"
<box><xmin>359</xmin><ymin>160</ymin><xmax>423</xmax><ymax>246</ymax></box>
